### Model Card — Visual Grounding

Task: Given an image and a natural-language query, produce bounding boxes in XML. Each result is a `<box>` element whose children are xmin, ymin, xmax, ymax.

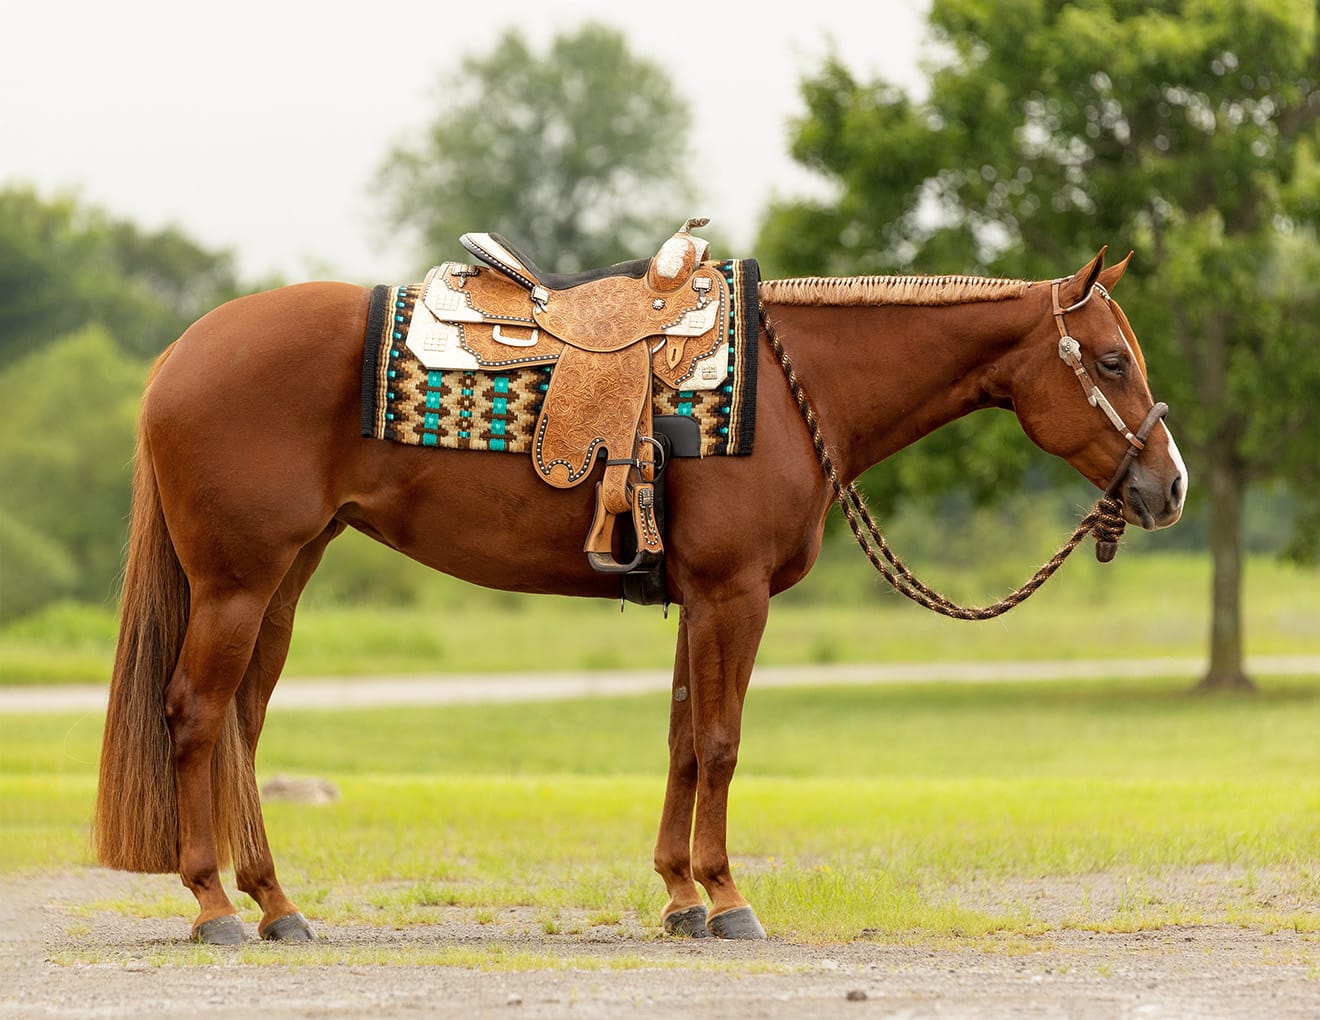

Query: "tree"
<box><xmin>0</xmin><ymin>188</ymin><xmax>253</xmax><ymax>623</ymax></box>
<box><xmin>0</xmin><ymin>186</ymin><xmax>248</xmax><ymax>365</ymax></box>
<box><xmin>759</xmin><ymin>0</ymin><xmax>1320</xmax><ymax>692</ymax></box>
<box><xmin>375</xmin><ymin>23</ymin><xmax>696</xmax><ymax>271</ymax></box>
<box><xmin>0</xmin><ymin>327</ymin><xmax>143</xmax><ymax>622</ymax></box>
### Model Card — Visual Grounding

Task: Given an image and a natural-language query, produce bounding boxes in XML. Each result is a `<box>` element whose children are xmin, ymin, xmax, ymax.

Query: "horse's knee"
<box><xmin>695</xmin><ymin>733</ymin><xmax>739</xmax><ymax>780</ymax></box>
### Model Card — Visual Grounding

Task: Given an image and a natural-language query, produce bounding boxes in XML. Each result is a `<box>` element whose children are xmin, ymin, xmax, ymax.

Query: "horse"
<box><xmin>93</xmin><ymin>246</ymin><xmax>1186</xmax><ymax>944</ymax></box>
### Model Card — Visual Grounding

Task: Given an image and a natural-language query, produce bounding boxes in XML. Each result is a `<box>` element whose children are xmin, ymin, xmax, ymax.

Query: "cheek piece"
<box><xmin>1052</xmin><ymin>280</ymin><xmax>1169</xmax><ymax>501</ymax></box>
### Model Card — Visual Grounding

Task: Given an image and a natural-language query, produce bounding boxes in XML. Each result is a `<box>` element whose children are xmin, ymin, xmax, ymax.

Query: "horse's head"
<box><xmin>1005</xmin><ymin>249</ymin><xmax>1186</xmax><ymax>530</ymax></box>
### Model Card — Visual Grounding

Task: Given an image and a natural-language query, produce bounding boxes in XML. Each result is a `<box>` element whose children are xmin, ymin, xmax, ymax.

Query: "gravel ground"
<box><xmin>3</xmin><ymin>870</ymin><xmax>1317</xmax><ymax>1019</ymax></box>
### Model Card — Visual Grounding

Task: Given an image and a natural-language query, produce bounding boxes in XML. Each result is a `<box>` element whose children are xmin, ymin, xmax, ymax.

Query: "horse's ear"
<box><xmin>1060</xmin><ymin>247</ymin><xmax>1108</xmax><ymax>305</ymax></box>
<box><xmin>1097</xmin><ymin>250</ymin><xmax>1134</xmax><ymax>292</ymax></box>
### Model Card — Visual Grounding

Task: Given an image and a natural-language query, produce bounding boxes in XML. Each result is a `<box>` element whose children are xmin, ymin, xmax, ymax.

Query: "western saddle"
<box><xmin>404</xmin><ymin>219</ymin><xmax>732</xmax><ymax>576</ymax></box>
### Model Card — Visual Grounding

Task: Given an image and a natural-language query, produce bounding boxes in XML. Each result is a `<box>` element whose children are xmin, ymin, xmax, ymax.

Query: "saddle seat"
<box><xmin>461</xmin><ymin>216</ymin><xmax>711</xmax><ymax>298</ymax></box>
<box><xmin>458</xmin><ymin>233</ymin><xmax>651</xmax><ymax>294</ymax></box>
<box><xmin>407</xmin><ymin>219</ymin><xmax>728</xmax><ymax>577</ymax></box>
<box><xmin>460</xmin><ymin>218</ymin><xmax>715</xmax><ymax>354</ymax></box>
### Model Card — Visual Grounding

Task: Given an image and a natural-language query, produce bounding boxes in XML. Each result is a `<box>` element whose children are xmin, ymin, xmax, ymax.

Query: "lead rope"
<box><xmin>764</xmin><ymin>312</ymin><xmax>1127</xmax><ymax>621</ymax></box>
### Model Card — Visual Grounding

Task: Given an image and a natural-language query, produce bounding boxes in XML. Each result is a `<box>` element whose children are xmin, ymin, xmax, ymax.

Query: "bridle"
<box><xmin>1051</xmin><ymin>279</ymin><xmax>1169</xmax><ymax>500</ymax></box>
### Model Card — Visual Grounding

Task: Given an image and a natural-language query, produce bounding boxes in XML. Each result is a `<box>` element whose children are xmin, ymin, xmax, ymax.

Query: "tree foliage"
<box><xmin>0</xmin><ymin>327</ymin><xmax>143</xmax><ymax>621</ymax></box>
<box><xmin>375</xmin><ymin>23</ymin><xmax>696</xmax><ymax>271</ymax></box>
<box><xmin>759</xmin><ymin>0</ymin><xmax>1320</xmax><ymax>688</ymax></box>
<box><xmin>0</xmin><ymin>186</ymin><xmax>247</xmax><ymax>366</ymax></box>
<box><xmin>0</xmin><ymin>187</ymin><xmax>251</xmax><ymax>623</ymax></box>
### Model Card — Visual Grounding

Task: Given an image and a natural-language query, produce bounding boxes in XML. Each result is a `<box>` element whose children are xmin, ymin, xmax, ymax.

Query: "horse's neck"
<box><xmin>765</xmin><ymin>296</ymin><xmax>1036</xmax><ymax>483</ymax></box>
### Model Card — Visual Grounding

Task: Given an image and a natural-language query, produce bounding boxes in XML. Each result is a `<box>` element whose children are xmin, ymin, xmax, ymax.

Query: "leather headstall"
<box><xmin>1051</xmin><ymin>280</ymin><xmax>1169</xmax><ymax>499</ymax></box>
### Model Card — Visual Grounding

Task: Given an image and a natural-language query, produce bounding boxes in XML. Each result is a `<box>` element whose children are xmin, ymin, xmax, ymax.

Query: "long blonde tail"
<box><xmin>93</xmin><ymin>348</ymin><xmax>262</xmax><ymax>873</ymax></box>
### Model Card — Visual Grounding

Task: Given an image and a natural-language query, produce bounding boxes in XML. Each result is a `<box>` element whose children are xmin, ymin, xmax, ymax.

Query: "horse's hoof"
<box><xmin>662</xmin><ymin>904</ymin><xmax>711</xmax><ymax>938</ymax></box>
<box><xmin>708</xmin><ymin>905</ymin><xmax>766</xmax><ymax>940</ymax></box>
<box><xmin>260</xmin><ymin>912</ymin><xmax>316</xmax><ymax>942</ymax></box>
<box><xmin>192</xmin><ymin>914</ymin><xmax>246</xmax><ymax>945</ymax></box>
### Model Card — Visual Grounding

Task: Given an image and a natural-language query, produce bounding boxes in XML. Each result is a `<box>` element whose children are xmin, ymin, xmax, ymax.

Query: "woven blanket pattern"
<box><xmin>361</xmin><ymin>259</ymin><xmax>760</xmax><ymax>457</ymax></box>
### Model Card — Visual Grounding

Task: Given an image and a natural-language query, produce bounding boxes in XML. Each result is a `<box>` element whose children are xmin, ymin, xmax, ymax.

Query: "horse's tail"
<box><xmin>94</xmin><ymin>345</ymin><xmax>263</xmax><ymax>874</ymax></box>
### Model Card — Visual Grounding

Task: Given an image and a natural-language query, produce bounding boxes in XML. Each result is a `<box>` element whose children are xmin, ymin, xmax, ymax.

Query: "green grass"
<box><xmin>3</xmin><ymin>549</ymin><xmax>1319</xmax><ymax>683</ymax></box>
<box><xmin>6</xmin><ymin>675</ymin><xmax>1320</xmax><ymax>941</ymax></box>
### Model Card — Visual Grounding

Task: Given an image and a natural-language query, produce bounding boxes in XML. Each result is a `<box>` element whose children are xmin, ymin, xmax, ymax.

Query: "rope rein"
<box><xmin>763</xmin><ymin>312</ymin><xmax>1127</xmax><ymax>621</ymax></box>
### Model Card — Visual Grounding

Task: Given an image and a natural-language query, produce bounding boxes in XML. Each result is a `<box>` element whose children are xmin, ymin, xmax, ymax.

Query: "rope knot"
<box><xmin>1091</xmin><ymin>497</ymin><xmax>1127</xmax><ymax>563</ymax></box>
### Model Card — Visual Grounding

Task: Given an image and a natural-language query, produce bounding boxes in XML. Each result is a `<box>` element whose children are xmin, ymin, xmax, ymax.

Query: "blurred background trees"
<box><xmin>2</xmin><ymin>6</ymin><xmax>1316</xmax><ymax>691</ymax></box>
<box><xmin>375</xmin><ymin>22</ymin><xmax>696</xmax><ymax>272</ymax></box>
<box><xmin>0</xmin><ymin>187</ymin><xmax>248</xmax><ymax>367</ymax></box>
<box><xmin>0</xmin><ymin>188</ymin><xmax>246</xmax><ymax>621</ymax></box>
<box><xmin>1</xmin><ymin>23</ymin><xmax>699</xmax><ymax>626</ymax></box>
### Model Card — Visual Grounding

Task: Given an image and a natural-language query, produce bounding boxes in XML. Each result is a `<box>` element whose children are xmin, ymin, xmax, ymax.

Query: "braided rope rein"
<box><xmin>764</xmin><ymin>313</ymin><xmax>1127</xmax><ymax>621</ymax></box>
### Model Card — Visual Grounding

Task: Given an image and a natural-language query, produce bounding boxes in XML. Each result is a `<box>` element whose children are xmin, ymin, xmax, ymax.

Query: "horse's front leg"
<box><xmin>653</xmin><ymin>614</ymin><xmax>712</xmax><ymax>937</ymax></box>
<box><xmin>682</xmin><ymin>588</ymin><xmax>770</xmax><ymax>939</ymax></box>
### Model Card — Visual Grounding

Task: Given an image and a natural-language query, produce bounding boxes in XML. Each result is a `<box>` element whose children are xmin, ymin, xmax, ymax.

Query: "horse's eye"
<box><xmin>1098</xmin><ymin>356</ymin><xmax>1125</xmax><ymax>377</ymax></box>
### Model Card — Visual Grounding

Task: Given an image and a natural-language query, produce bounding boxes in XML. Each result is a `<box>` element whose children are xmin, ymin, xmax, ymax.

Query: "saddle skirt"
<box><xmin>403</xmin><ymin>259</ymin><xmax>735</xmax><ymax>487</ymax></box>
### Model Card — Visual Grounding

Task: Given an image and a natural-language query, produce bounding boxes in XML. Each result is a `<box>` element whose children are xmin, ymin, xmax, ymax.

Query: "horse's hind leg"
<box><xmin>232</xmin><ymin>523</ymin><xmax>344</xmax><ymax>941</ymax></box>
<box><xmin>164</xmin><ymin>580</ymin><xmax>274</xmax><ymax>944</ymax></box>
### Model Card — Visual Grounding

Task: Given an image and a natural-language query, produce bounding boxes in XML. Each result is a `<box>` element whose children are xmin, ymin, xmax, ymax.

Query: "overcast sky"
<box><xmin>2</xmin><ymin>1</ymin><xmax>928</xmax><ymax>284</ymax></box>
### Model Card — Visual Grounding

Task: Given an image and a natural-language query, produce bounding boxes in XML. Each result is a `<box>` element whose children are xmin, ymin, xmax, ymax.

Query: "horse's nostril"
<box><xmin>1170</xmin><ymin>473</ymin><xmax>1183</xmax><ymax>506</ymax></box>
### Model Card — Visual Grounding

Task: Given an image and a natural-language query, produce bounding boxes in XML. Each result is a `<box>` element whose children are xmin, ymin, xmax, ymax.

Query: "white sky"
<box><xmin>2</xmin><ymin>1</ymin><xmax>929</xmax><ymax>284</ymax></box>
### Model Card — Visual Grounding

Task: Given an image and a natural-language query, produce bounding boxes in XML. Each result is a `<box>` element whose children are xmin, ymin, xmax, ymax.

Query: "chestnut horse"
<box><xmin>93</xmin><ymin>248</ymin><xmax>1186</xmax><ymax>944</ymax></box>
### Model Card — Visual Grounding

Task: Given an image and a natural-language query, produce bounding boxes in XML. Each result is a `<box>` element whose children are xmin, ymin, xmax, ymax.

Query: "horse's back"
<box><xmin>148</xmin><ymin>282</ymin><xmax>371</xmax><ymax>433</ymax></box>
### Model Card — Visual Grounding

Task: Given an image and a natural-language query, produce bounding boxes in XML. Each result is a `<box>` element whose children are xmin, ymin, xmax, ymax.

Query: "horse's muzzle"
<box><xmin>1123</xmin><ymin>463</ymin><xmax>1184</xmax><ymax>530</ymax></box>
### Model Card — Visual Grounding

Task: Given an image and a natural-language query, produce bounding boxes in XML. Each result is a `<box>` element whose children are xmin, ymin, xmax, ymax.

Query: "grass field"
<box><xmin>5</xmin><ymin>674</ymin><xmax>1320</xmax><ymax>944</ymax></box>
<box><xmin>2</xmin><ymin>548</ymin><xmax>1319</xmax><ymax>683</ymax></box>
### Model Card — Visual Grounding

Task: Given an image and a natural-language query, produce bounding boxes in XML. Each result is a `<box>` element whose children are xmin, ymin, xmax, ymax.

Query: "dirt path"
<box><xmin>3</xmin><ymin>870</ymin><xmax>1318</xmax><ymax>1019</ymax></box>
<box><xmin>5</xmin><ymin>654</ymin><xmax>1320</xmax><ymax>713</ymax></box>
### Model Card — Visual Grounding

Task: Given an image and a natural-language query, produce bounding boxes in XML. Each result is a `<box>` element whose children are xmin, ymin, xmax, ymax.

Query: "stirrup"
<box><xmin>584</xmin><ymin>482</ymin><xmax>663</xmax><ymax>574</ymax></box>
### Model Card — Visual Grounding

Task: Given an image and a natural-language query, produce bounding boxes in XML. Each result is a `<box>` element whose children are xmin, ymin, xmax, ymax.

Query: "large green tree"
<box><xmin>375</xmin><ymin>23</ymin><xmax>696</xmax><ymax>271</ymax></box>
<box><xmin>760</xmin><ymin>0</ymin><xmax>1320</xmax><ymax>691</ymax></box>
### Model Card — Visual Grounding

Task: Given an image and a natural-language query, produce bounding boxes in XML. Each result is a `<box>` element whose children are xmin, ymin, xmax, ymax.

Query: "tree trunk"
<box><xmin>1195</xmin><ymin>455</ymin><xmax>1255</xmax><ymax>693</ymax></box>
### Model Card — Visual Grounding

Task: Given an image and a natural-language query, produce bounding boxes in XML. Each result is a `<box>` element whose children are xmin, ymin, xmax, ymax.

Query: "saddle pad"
<box><xmin>360</xmin><ymin>259</ymin><xmax>760</xmax><ymax>458</ymax></box>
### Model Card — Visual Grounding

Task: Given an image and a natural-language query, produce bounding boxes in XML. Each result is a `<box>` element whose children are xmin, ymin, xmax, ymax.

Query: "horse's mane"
<box><xmin>758</xmin><ymin>274</ymin><xmax>1032</xmax><ymax>307</ymax></box>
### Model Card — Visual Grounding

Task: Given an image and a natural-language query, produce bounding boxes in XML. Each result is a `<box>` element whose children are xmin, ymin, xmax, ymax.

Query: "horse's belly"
<box><xmin>336</xmin><ymin>444</ymin><xmax>623</xmax><ymax>598</ymax></box>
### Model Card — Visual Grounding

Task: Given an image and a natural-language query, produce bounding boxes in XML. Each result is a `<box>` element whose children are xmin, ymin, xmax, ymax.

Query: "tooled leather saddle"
<box><xmin>402</xmin><ymin>219</ymin><xmax>734</xmax><ymax>575</ymax></box>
